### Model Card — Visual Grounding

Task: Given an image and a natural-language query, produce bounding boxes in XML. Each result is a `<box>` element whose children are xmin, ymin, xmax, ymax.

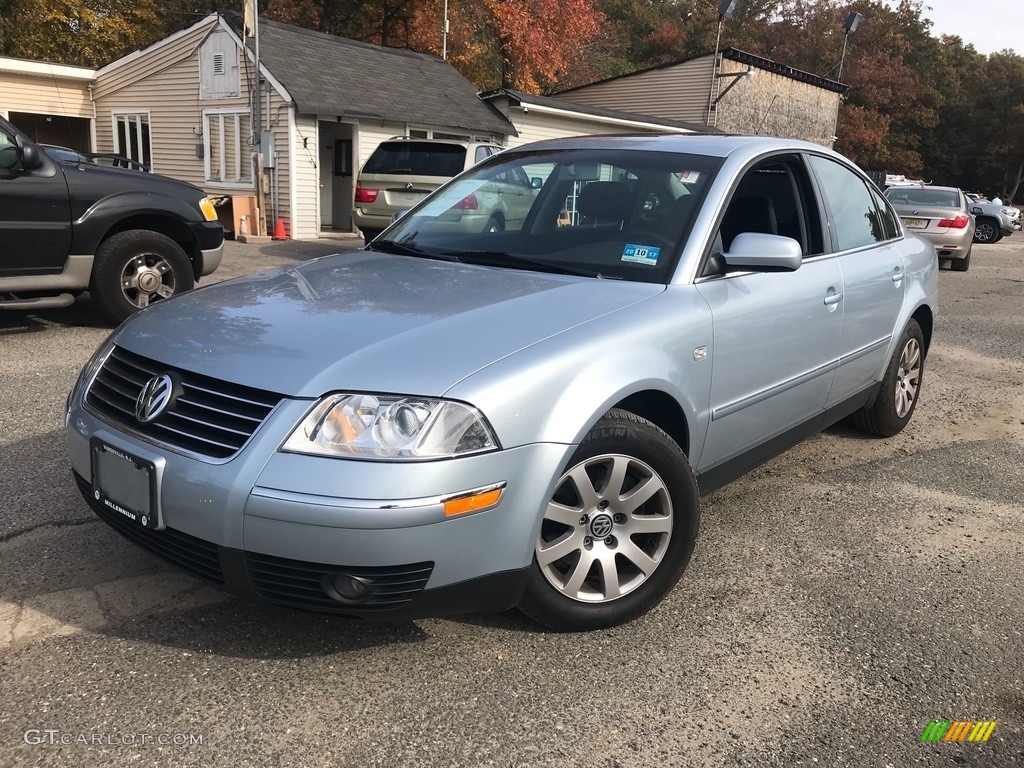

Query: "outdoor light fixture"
<box><xmin>706</xmin><ymin>0</ymin><xmax>742</xmax><ymax>125</ymax></box>
<box><xmin>844</xmin><ymin>11</ymin><xmax>863</xmax><ymax>34</ymax></box>
<box><xmin>713</xmin><ymin>65</ymin><xmax>757</xmax><ymax>106</ymax></box>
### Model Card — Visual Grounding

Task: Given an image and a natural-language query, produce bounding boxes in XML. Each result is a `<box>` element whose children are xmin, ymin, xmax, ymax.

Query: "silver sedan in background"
<box><xmin>884</xmin><ymin>185</ymin><xmax>976</xmax><ymax>270</ymax></box>
<box><xmin>66</xmin><ymin>135</ymin><xmax>938</xmax><ymax>631</ymax></box>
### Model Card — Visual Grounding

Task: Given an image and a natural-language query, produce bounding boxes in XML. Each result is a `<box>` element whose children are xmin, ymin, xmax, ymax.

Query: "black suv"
<box><xmin>0</xmin><ymin>116</ymin><xmax>224</xmax><ymax>323</ymax></box>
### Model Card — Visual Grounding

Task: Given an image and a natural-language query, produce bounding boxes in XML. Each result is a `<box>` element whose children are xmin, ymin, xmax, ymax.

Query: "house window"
<box><xmin>205</xmin><ymin>111</ymin><xmax>252</xmax><ymax>185</ymax></box>
<box><xmin>114</xmin><ymin>113</ymin><xmax>152</xmax><ymax>169</ymax></box>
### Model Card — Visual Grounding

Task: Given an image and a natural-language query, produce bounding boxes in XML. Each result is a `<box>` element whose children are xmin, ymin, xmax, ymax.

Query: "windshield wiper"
<box><xmin>369</xmin><ymin>240</ymin><xmax>461</xmax><ymax>263</ymax></box>
<box><xmin>438</xmin><ymin>250</ymin><xmax>609</xmax><ymax>278</ymax></box>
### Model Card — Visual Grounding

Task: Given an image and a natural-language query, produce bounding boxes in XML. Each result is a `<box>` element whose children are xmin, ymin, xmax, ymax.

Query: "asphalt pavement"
<box><xmin>0</xmin><ymin>236</ymin><xmax>1021</xmax><ymax>767</ymax></box>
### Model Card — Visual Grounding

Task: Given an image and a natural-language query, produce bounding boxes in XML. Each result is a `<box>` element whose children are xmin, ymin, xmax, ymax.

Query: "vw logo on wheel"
<box><xmin>589</xmin><ymin>513</ymin><xmax>614</xmax><ymax>539</ymax></box>
<box><xmin>135</xmin><ymin>374</ymin><xmax>175</xmax><ymax>423</ymax></box>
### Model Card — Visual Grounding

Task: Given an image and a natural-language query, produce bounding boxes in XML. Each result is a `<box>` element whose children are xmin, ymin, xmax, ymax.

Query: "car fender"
<box><xmin>874</xmin><ymin>234</ymin><xmax>938</xmax><ymax>382</ymax></box>
<box><xmin>70</xmin><ymin>190</ymin><xmax>203</xmax><ymax>255</ymax></box>
<box><xmin>444</xmin><ymin>286</ymin><xmax>715</xmax><ymax>467</ymax></box>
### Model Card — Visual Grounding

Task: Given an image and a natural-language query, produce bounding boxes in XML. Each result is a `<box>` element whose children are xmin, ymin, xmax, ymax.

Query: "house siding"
<box><xmin>0</xmin><ymin>71</ymin><xmax>92</xmax><ymax>119</ymax></box>
<box><xmin>558</xmin><ymin>59</ymin><xmax>716</xmax><ymax>126</ymax></box>
<box><xmin>502</xmin><ymin>111</ymin><xmax>655</xmax><ymax>148</ymax></box>
<box><xmin>93</xmin><ymin>19</ymin><xmax>297</xmax><ymax>234</ymax></box>
<box><xmin>290</xmin><ymin>114</ymin><xmax>319</xmax><ymax>239</ymax></box>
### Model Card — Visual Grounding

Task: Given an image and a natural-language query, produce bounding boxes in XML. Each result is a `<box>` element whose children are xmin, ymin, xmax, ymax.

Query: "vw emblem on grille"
<box><xmin>589</xmin><ymin>513</ymin><xmax>614</xmax><ymax>538</ymax></box>
<box><xmin>135</xmin><ymin>374</ymin><xmax>174</xmax><ymax>423</ymax></box>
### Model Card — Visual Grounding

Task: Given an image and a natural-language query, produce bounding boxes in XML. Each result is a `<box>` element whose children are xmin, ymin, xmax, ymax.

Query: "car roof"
<box><xmin>500</xmin><ymin>133</ymin><xmax>846</xmax><ymax>161</ymax></box>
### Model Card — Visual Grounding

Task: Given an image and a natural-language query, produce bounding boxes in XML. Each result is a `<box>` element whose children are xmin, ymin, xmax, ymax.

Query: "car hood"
<box><xmin>116</xmin><ymin>250</ymin><xmax>665</xmax><ymax>398</ymax></box>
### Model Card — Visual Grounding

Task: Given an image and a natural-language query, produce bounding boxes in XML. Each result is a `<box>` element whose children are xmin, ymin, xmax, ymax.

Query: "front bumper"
<box><xmin>66</xmin><ymin>396</ymin><xmax>571</xmax><ymax>619</ymax></box>
<box><xmin>190</xmin><ymin>221</ymin><xmax>225</xmax><ymax>276</ymax></box>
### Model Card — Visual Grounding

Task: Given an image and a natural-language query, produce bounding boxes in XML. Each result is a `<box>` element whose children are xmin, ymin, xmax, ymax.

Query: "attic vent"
<box><xmin>213</xmin><ymin>53</ymin><xmax>225</xmax><ymax>75</ymax></box>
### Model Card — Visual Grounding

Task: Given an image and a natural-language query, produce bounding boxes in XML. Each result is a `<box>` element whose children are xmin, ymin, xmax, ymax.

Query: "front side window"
<box><xmin>114</xmin><ymin>113</ymin><xmax>152</xmax><ymax>169</ymax></box>
<box><xmin>204</xmin><ymin>111</ymin><xmax>252</xmax><ymax>185</ymax></box>
<box><xmin>809</xmin><ymin>155</ymin><xmax>885</xmax><ymax>251</ymax></box>
<box><xmin>374</xmin><ymin>148</ymin><xmax>722</xmax><ymax>283</ymax></box>
<box><xmin>0</xmin><ymin>127</ymin><xmax>19</xmax><ymax>170</ymax></box>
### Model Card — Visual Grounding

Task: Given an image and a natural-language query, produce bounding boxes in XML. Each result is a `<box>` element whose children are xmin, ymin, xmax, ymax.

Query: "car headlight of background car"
<box><xmin>281</xmin><ymin>393</ymin><xmax>499</xmax><ymax>460</ymax></box>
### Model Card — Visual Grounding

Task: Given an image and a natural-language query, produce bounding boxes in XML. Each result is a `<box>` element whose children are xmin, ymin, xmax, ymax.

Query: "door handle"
<box><xmin>892</xmin><ymin>267</ymin><xmax>904</xmax><ymax>285</ymax></box>
<box><xmin>823</xmin><ymin>289</ymin><xmax>843</xmax><ymax>306</ymax></box>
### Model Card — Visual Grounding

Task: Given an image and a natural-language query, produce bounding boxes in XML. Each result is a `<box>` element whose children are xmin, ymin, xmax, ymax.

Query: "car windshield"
<box><xmin>885</xmin><ymin>188</ymin><xmax>960</xmax><ymax>208</ymax></box>
<box><xmin>372</xmin><ymin>147</ymin><xmax>722</xmax><ymax>283</ymax></box>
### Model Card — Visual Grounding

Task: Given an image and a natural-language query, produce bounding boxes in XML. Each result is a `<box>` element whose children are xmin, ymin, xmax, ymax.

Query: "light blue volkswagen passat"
<box><xmin>66</xmin><ymin>135</ymin><xmax>938</xmax><ymax>631</ymax></box>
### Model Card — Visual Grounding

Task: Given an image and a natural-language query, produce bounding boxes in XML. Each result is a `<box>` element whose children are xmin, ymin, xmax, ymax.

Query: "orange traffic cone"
<box><xmin>273</xmin><ymin>218</ymin><xmax>287</xmax><ymax>240</ymax></box>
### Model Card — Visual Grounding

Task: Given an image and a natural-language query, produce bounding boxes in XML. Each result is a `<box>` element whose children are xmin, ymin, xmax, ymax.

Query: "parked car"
<box><xmin>352</xmin><ymin>137</ymin><xmax>507</xmax><ymax>244</ymax></box>
<box><xmin>884</xmin><ymin>185</ymin><xmax>975</xmax><ymax>270</ymax></box>
<box><xmin>66</xmin><ymin>134</ymin><xmax>937</xmax><ymax>631</ymax></box>
<box><xmin>0</xmin><ymin>116</ymin><xmax>223</xmax><ymax>322</ymax></box>
<box><xmin>41</xmin><ymin>143</ymin><xmax>151</xmax><ymax>172</ymax></box>
<box><xmin>964</xmin><ymin>193</ymin><xmax>1020</xmax><ymax>244</ymax></box>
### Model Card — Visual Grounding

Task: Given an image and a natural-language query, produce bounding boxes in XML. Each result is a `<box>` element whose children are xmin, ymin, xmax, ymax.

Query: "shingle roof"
<box><xmin>221</xmin><ymin>13</ymin><xmax>513</xmax><ymax>136</ymax></box>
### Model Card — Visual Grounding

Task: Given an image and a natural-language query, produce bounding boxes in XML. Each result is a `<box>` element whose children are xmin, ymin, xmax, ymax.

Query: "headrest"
<box><xmin>577</xmin><ymin>181</ymin><xmax>634</xmax><ymax>222</ymax></box>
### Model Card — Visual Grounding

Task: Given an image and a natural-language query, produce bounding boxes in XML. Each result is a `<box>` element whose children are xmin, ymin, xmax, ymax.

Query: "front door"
<box><xmin>0</xmin><ymin>123</ymin><xmax>72</xmax><ymax>276</ymax></box>
<box><xmin>319</xmin><ymin>131</ymin><xmax>333</xmax><ymax>229</ymax></box>
<box><xmin>694</xmin><ymin>154</ymin><xmax>844</xmax><ymax>472</ymax></box>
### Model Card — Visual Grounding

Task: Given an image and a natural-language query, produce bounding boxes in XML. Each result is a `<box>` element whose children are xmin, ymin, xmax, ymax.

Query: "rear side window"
<box><xmin>869</xmin><ymin>186</ymin><xmax>900</xmax><ymax>240</ymax></box>
<box><xmin>362</xmin><ymin>142</ymin><xmax>466</xmax><ymax>177</ymax></box>
<box><xmin>808</xmin><ymin>155</ymin><xmax>885</xmax><ymax>251</ymax></box>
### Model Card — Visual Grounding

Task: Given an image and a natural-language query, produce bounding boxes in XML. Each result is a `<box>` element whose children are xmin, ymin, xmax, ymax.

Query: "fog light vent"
<box><xmin>322</xmin><ymin>573</ymin><xmax>374</xmax><ymax>604</ymax></box>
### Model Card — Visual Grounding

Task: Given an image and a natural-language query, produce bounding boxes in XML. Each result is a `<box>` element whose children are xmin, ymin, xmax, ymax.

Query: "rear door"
<box><xmin>807</xmin><ymin>154</ymin><xmax>905</xmax><ymax>405</ymax></box>
<box><xmin>0</xmin><ymin>122</ymin><xmax>72</xmax><ymax>276</ymax></box>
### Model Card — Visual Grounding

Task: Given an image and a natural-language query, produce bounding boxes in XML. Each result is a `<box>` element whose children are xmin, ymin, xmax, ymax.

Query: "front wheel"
<box><xmin>518</xmin><ymin>410</ymin><xmax>699</xmax><ymax>631</ymax></box>
<box><xmin>89</xmin><ymin>230</ymin><xmax>194</xmax><ymax>324</ymax></box>
<box><xmin>973</xmin><ymin>218</ymin><xmax>999</xmax><ymax>244</ymax></box>
<box><xmin>851</xmin><ymin>319</ymin><xmax>925</xmax><ymax>437</ymax></box>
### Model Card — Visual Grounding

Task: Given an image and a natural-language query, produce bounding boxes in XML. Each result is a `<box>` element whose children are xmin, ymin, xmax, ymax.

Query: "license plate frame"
<box><xmin>903</xmin><ymin>217</ymin><xmax>928</xmax><ymax>229</ymax></box>
<box><xmin>90</xmin><ymin>439</ymin><xmax>160</xmax><ymax>530</ymax></box>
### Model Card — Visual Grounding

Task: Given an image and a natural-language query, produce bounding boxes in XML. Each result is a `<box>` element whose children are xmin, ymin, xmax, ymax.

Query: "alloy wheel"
<box><xmin>895</xmin><ymin>337</ymin><xmax>921</xmax><ymax>418</ymax></box>
<box><xmin>536</xmin><ymin>454</ymin><xmax>673</xmax><ymax>603</ymax></box>
<box><xmin>120</xmin><ymin>253</ymin><xmax>177</xmax><ymax>309</ymax></box>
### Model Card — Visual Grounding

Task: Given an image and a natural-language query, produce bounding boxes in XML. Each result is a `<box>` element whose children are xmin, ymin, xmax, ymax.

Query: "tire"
<box><xmin>973</xmin><ymin>218</ymin><xmax>999</xmax><ymax>244</ymax></box>
<box><xmin>483</xmin><ymin>215</ymin><xmax>504</xmax><ymax>233</ymax></box>
<box><xmin>362</xmin><ymin>229</ymin><xmax>383</xmax><ymax>245</ymax></box>
<box><xmin>851</xmin><ymin>319</ymin><xmax>925</xmax><ymax>437</ymax></box>
<box><xmin>518</xmin><ymin>409</ymin><xmax>699</xmax><ymax>631</ymax></box>
<box><xmin>89</xmin><ymin>230</ymin><xmax>194</xmax><ymax>324</ymax></box>
<box><xmin>951</xmin><ymin>246</ymin><xmax>971</xmax><ymax>272</ymax></box>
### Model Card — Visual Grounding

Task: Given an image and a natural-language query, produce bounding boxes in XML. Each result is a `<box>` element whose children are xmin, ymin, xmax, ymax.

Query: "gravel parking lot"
<box><xmin>1</xmin><ymin>237</ymin><xmax>1021</xmax><ymax>766</ymax></box>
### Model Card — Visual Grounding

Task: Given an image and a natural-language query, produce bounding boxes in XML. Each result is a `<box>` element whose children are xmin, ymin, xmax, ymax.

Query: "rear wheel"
<box><xmin>518</xmin><ymin>410</ymin><xmax>699</xmax><ymax>631</ymax></box>
<box><xmin>851</xmin><ymin>319</ymin><xmax>924</xmax><ymax>437</ymax></box>
<box><xmin>483</xmin><ymin>215</ymin><xmax>504</xmax><ymax>233</ymax></box>
<box><xmin>951</xmin><ymin>246</ymin><xmax>971</xmax><ymax>272</ymax></box>
<box><xmin>89</xmin><ymin>230</ymin><xmax>194</xmax><ymax>324</ymax></box>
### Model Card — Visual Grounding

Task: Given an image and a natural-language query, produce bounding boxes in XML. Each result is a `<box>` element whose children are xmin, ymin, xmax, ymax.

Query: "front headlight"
<box><xmin>281</xmin><ymin>393</ymin><xmax>499</xmax><ymax>460</ymax></box>
<box><xmin>198</xmin><ymin>197</ymin><xmax>219</xmax><ymax>222</ymax></box>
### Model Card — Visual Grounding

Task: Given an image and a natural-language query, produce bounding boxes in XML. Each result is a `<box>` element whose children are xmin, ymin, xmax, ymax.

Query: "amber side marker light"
<box><xmin>443</xmin><ymin>485</ymin><xmax>505</xmax><ymax>517</ymax></box>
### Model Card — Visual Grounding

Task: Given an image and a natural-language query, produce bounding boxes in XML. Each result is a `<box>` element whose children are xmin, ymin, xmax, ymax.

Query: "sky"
<box><xmin>912</xmin><ymin>0</ymin><xmax>1022</xmax><ymax>55</ymax></box>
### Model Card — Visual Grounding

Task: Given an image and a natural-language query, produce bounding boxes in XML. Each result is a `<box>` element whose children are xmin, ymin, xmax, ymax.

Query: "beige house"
<box><xmin>556</xmin><ymin>48</ymin><xmax>847</xmax><ymax>147</ymax></box>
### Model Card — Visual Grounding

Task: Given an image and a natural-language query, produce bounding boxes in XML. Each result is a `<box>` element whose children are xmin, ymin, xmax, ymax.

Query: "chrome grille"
<box><xmin>86</xmin><ymin>346</ymin><xmax>282</xmax><ymax>459</ymax></box>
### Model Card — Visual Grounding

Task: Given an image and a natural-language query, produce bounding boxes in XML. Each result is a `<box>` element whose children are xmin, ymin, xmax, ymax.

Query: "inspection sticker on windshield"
<box><xmin>622</xmin><ymin>244</ymin><xmax>661</xmax><ymax>265</ymax></box>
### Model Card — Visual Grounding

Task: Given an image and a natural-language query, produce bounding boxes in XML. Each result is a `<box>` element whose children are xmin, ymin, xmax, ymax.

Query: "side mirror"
<box><xmin>970</xmin><ymin>207</ymin><xmax>982</xmax><ymax>215</ymax></box>
<box><xmin>530</xmin><ymin>177</ymin><xmax>543</xmax><ymax>189</ymax></box>
<box><xmin>21</xmin><ymin>141</ymin><xmax>43</xmax><ymax>170</ymax></box>
<box><xmin>723</xmin><ymin>232</ymin><xmax>803</xmax><ymax>271</ymax></box>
